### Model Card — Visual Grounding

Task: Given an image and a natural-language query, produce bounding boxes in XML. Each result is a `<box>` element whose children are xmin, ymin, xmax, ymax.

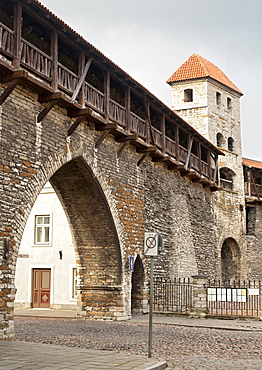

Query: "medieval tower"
<box><xmin>167</xmin><ymin>54</ymin><xmax>247</xmax><ymax>281</ymax></box>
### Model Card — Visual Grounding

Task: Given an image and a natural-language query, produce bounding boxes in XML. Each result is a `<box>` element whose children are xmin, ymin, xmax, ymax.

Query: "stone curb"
<box><xmin>143</xmin><ymin>361</ymin><xmax>167</xmax><ymax>370</ymax></box>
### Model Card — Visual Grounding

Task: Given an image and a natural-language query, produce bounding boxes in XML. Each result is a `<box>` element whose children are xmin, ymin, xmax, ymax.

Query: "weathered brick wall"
<box><xmin>0</xmin><ymin>82</ymin><xmax>222</xmax><ymax>338</ymax></box>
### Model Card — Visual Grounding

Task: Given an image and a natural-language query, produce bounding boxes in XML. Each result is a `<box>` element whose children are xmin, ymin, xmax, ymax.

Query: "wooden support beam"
<box><xmin>187</xmin><ymin>171</ymin><xmax>201</xmax><ymax>181</ymax></box>
<box><xmin>116</xmin><ymin>135</ymin><xmax>138</xmax><ymax>157</ymax></box>
<box><xmin>68</xmin><ymin>113</ymin><xmax>90</xmax><ymax>136</ymax></box>
<box><xmin>199</xmin><ymin>177</ymin><xmax>212</xmax><ymax>185</ymax></box>
<box><xmin>116</xmin><ymin>134</ymin><xmax>138</xmax><ymax>143</ymax></box>
<box><xmin>37</xmin><ymin>99</ymin><xmax>59</xmax><ymax>123</ymax></box>
<box><xmin>96</xmin><ymin>122</ymin><xmax>117</xmax><ymax>131</ymax></box>
<box><xmin>136</xmin><ymin>146</ymin><xmax>156</xmax><ymax>154</ymax></box>
<box><xmin>137</xmin><ymin>152</ymin><xmax>150</xmax><ymax>166</ymax></box>
<box><xmin>117</xmin><ymin>140</ymin><xmax>131</xmax><ymax>157</ymax></box>
<box><xmin>143</xmin><ymin>98</ymin><xmax>155</xmax><ymax>145</ymax></box>
<box><xmin>0</xmin><ymin>70</ymin><xmax>28</xmax><ymax>83</ymax></box>
<box><xmin>185</xmin><ymin>136</ymin><xmax>193</xmax><ymax>169</ymax></box>
<box><xmin>38</xmin><ymin>92</ymin><xmax>64</xmax><ymax>103</ymax></box>
<box><xmin>0</xmin><ymin>71</ymin><xmax>28</xmax><ymax>105</ymax></box>
<box><xmin>68</xmin><ymin>107</ymin><xmax>92</xmax><ymax>118</ymax></box>
<box><xmin>95</xmin><ymin>128</ymin><xmax>112</xmax><ymax>149</ymax></box>
<box><xmin>71</xmin><ymin>57</ymin><xmax>93</xmax><ymax>103</ymax></box>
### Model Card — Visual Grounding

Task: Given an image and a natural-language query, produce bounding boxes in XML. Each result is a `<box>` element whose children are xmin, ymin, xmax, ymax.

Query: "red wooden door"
<box><xmin>33</xmin><ymin>269</ymin><xmax>51</xmax><ymax>308</ymax></box>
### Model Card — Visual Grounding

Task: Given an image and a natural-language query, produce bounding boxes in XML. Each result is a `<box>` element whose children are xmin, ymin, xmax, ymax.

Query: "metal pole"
<box><xmin>148</xmin><ymin>256</ymin><xmax>154</xmax><ymax>358</ymax></box>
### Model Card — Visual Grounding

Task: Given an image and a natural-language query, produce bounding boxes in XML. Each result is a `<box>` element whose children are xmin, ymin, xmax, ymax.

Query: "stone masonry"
<box><xmin>0</xmin><ymin>81</ymin><xmax>219</xmax><ymax>338</ymax></box>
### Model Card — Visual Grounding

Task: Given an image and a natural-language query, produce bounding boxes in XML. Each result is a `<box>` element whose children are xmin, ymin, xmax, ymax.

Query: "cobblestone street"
<box><xmin>14</xmin><ymin>316</ymin><xmax>262</xmax><ymax>369</ymax></box>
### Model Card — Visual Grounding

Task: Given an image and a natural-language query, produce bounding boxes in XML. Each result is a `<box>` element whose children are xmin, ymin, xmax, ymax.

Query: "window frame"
<box><xmin>33</xmin><ymin>214</ymin><xmax>52</xmax><ymax>246</ymax></box>
<box><xmin>184</xmin><ymin>88</ymin><xmax>193</xmax><ymax>102</ymax></box>
<box><xmin>69</xmin><ymin>265</ymin><xmax>77</xmax><ymax>300</ymax></box>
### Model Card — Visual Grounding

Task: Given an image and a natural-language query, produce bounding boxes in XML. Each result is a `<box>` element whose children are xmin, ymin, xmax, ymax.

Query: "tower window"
<box><xmin>217</xmin><ymin>133</ymin><xmax>223</xmax><ymax>147</ymax></box>
<box><xmin>216</xmin><ymin>92</ymin><xmax>221</xmax><ymax>105</ymax></box>
<box><xmin>227</xmin><ymin>97</ymin><xmax>232</xmax><ymax>110</ymax></box>
<box><xmin>228</xmin><ymin>137</ymin><xmax>234</xmax><ymax>152</ymax></box>
<box><xmin>184</xmin><ymin>89</ymin><xmax>193</xmax><ymax>102</ymax></box>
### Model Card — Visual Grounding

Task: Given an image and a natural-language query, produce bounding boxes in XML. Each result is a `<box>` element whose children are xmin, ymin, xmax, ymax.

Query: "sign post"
<box><xmin>148</xmin><ymin>255</ymin><xmax>154</xmax><ymax>358</ymax></box>
<box><xmin>144</xmin><ymin>232</ymin><xmax>163</xmax><ymax>358</ymax></box>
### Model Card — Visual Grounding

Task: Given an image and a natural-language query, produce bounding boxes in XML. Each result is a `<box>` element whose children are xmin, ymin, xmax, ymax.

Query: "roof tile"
<box><xmin>167</xmin><ymin>53</ymin><xmax>243</xmax><ymax>95</ymax></box>
<box><xmin>243</xmin><ymin>158</ymin><xmax>262</xmax><ymax>170</ymax></box>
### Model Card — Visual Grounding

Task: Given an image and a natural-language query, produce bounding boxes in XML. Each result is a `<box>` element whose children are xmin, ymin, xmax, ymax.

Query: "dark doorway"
<box><xmin>221</xmin><ymin>238</ymin><xmax>240</xmax><ymax>283</ymax></box>
<box><xmin>131</xmin><ymin>255</ymin><xmax>145</xmax><ymax>314</ymax></box>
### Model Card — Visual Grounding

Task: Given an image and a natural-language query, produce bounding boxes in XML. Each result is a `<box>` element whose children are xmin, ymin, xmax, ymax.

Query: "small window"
<box><xmin>34</xmin><ymin>215</ymin><xmax>51</xmax><ymax>245</ymax></box>
<box><xmin>227</xmin><ymin>97</ymin><xmax>232</xmax><ymax>110</ymax></box>
<box><xmin>217</xmin><ymin>133</ymin><xmax>223</xmax><ymax>147</ymax></box>
<box><xmin>184</xmin><ymin>89</ymin><xmax>193</xmax><ymax>102</ymax></box>
<box><xmin>228</xmin><ymin>137</ymin><xmax>234</xmax><ymax>152</ymax></box>
<box><xmin>216</xmin><ymin>92</ymin><xmax>221</xmax><ymax>106</ymax></box>
<box><xmin>72</xmin><ymin>268</ymin><xmax>77</xmax><ymax>298</ymax></box>
<box><xmin>220</xmin><ymin>168</ymin><xmax>234</xmax><ymax>191</ymax></box>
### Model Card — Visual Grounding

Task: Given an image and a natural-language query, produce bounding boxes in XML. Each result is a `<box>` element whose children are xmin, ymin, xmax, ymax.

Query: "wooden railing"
<box><xmin>83</xmin><ymin>82</ymin><xmax>105</xmax><ymax>113</ymax></box>
<box><xmin>220</xmin><ymin>178</ymin><xmax>233</xmax><ymax>191</ymax></box>
<box><xmin>58</xmin><ymin>63</ymin><xmax>79</xmax><ymax>93</ymax></box>
<box><xmin>191</xmin><ymin>153</ymin><xmax>200</xmax><ymax>172</ymax></box>
<box><xmin>165</xmin><ymin>136</ymin><xmax>176</xmax><ymax>157</ymax></box>
<box><xmin>0</xmin><ymin>23</ymin><xmax>14</xmax><ymax>56</ymax></box>
<box><xmin>179</xmin><ymin>146</ymin><xmax>187</xmax><ymax>163</ymax></box>
<box><xmin>202</xmin><ymin>161</ymin><xmax>210</xmax><ymax>179</ymax></box>
<box><xmin>21</xmin><ymin>39</ymin><xmax>52</xmax><ymax>79</ymax></box>
<box><xmin>245</xmin><ymin>182</ymin><xmax>262</xmax><ymax>198</ymax></box>
<box><xmin>109</xmin><ymin>100</ymin><xmax>126</xmax><ymax>127</ymax></box>
<box><xmin>130</xmin><ymin>112</ymin><xmax>147</xmax><ymax>138</ymax></box>
<box><xmin>0</xmin><ymin>21</ymin><xmax>218</xmax><ymax>185</ymax></box>
<box><xmin>152</xmin><ymin>127</ymin><xmax>162</xmax><ymax>149</ymax></box>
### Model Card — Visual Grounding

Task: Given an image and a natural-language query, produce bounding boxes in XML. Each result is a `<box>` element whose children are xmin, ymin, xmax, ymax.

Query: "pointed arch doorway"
<box><xmin>131</xmin><ymin>255</ymin><xmax>146</xmax><ymax>314</ymax></box>
<box><xmin>221</xmin><ymin>238</ymin><xmax>240</xmax><ymax>283</ymax></box>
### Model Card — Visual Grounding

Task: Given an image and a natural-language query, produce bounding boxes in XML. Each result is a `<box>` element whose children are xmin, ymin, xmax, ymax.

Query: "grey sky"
<box><xmin>41</xmin><ymin>0</ymin><xmax>261</xmax><ymax>161</ymax></box>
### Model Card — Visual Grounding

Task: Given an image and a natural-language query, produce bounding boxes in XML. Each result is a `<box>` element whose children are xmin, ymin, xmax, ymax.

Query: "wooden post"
<box><xmin>77</xmin><ymin>52</ymin><xmax>86</xmax><ymax>106</ymax></box>
<box><xmin>104</xmin><ymin>71</ymin><xmax>110</xmax><ymax>122</ymax></box>
<box><xmin>13</xmin><ymin>2</ymin><xmax>22</xmax><ymax>69</ymax></box>
<box><xmin>126</xmin><ymin>86</ymin><xmax>131</xmax><ymax>132</ymax></box>
<box><xmin>198</xmin><ymin>142</ymin><xmax>202</xmax><ymax>176</ymax></box>
<box><xmin>51</xmin><ymin>30</ymin><xmax>58</xmax><ymax>90</ymax></box>
<box><xmin>175</xmin><ymin>125</ymin><xmax>179</xmax><ymax>162</ymax></box>
<box><xmin>161</xmin><ymin>114</ymin><xmax>166</xmax><ymax>153</ymax></box>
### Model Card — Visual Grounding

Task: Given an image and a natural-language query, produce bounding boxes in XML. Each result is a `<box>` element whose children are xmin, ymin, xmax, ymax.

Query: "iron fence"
<box><xmin>153</xmin><ymin>277</ymin><xmax>192</xmax><ymax>313</ymax></box>
<box><xmin>206</xmin><ymin>279</ymin><xmax>262</xmax><ymax>316</ymax></box>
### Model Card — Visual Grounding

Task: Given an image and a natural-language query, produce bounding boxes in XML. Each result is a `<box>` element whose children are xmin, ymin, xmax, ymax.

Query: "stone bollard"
<box><xmin>190</xmin><ymin>275</ymin><xmax>209</xmax><ymax>318</ymax></box>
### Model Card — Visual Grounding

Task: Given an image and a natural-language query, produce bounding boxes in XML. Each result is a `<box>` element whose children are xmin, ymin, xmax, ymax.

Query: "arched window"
<box><xmin>228</xmin><ymin>137</ymin><xmax>234</xmax><ymax>152</ymax></box>
<box><xmin>227</xmin><ymin>97</ymin><xmax>232</xmax><ymax>109</ymax></box>
<box><xmin>216</xmin><ymin>133</ymin><xmax>223</xmax><ymax>147</ymax></box>
<box><xmin>220</xmin><ymin>167</ymin><xmax>235</xmax><ymax>191</ymax></box>
<box><xmin>184</xmin><ymin>89</ymin><xmax>193</xmax><ymax>102</ymax></box>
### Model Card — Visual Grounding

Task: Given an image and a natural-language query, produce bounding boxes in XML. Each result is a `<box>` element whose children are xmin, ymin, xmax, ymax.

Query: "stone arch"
<box><xmin>131</xmin><ymin>255</ymin><xmax>146</xmax><ymax>313</ymax></box>
<box><xmin>48</xmin><ymin>157</ymin><xmax>123</xmax><ymax>318</ymax></box>
<box><xmin>10</xmin><ymin>154</ymin><xmax>126</xmax><ymax>322</ymax></box>
<box><xmin>221</xmin><ymin>238</ymin><xmax>240</xmax><ymax>283</ymax></box>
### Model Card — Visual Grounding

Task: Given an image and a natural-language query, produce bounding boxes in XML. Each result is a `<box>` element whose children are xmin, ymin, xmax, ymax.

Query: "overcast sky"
<box><xmin>41</xmin><ymin>0</ymin><xmax>261</xmax><ymax>161</ymax></box>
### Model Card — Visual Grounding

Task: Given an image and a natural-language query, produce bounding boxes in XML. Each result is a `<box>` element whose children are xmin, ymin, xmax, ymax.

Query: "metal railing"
<box><xmin>153</xmin><ymin>277</ymin><xmax>192</xmax><ymax>313</ymax></box>
<box><xmin>206</xmin><ymin>279</ymin><xmax>262</xmax><ymax>316</ymax></box>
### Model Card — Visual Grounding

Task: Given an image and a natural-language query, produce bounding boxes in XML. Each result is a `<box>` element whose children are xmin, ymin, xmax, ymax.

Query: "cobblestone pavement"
<box><xmin>14</xmin><ymin>316</ymin><xmax>262</xmax><ymax>369</ymax></box>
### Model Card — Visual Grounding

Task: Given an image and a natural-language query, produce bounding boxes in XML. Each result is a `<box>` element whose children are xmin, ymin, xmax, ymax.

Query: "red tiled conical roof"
<box><xmin>167</xmin><ymin>54</ymin><xmax>243</xmax><ymax>95</ymax></box>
